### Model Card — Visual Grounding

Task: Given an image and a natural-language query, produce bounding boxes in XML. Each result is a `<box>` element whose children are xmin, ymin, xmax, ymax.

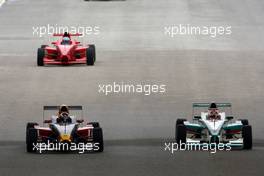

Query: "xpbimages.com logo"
<box><xmin>164</xmin><ymin>24</ymin><xmax>232</xmax><ymax>38</ymax></box>
<box><xmin>98</xmin><ymin>82</ymin><xmax>166</xmax><ymax>96</ymax></box>
<box><xmin>31</xmin><ymin>141</ymin><xmax>101</xmax><ymax>153</ymax></box>
<box><xmin>164</xmin><ymin>141</ymin><xmax>232</xmax><ymax>154</ymax></box>
<box><xmin>32</xmin><ymin>24</ymin><xmax>100</xmax><ymax>37</ymax></box>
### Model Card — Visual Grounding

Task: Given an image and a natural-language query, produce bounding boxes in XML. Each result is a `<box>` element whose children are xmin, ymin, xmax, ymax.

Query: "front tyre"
<box><xmin>176</xmin><ymin>124</ymin><xmax>186</xmax><ymax>144</ymax></box>
<box><xmin>26</xmin><ymin>128</ymin><xmax>38</xmax><ymax>153</ymax></box>
<box><xmin>242</xmin><ymin>125</ymin><xmax>252</xmax><ymax>149</ymax></box>
<box><xmin>37</xmin><ymin>48</ymin><xmax>45</xmax><ymax>66</ymax></box>
<box><xmin>88</xmin><ymin>44</ymin><xmax>96</xmax><ymax>62</ymax></box>
<box><xmin>86</xmin><ymin>47</ymin><xmax>95</xmax><ymax>65</ymax></box>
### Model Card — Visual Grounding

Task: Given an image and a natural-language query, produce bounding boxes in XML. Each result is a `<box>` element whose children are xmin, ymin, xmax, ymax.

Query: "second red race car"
<box><xmin>37</xmin><ymin>32</ymin><xmax>96</xmax><ymax>66</ymax></box>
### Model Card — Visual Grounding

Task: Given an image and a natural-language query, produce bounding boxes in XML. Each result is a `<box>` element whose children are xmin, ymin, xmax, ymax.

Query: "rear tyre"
<box><xmin>26</xmin><ymin>128</ymin><xmax>38</xmax><ymax>153</ymax></box>
<box><xmin>37</xmin><ymin>48</ymin><xmax>45</xmax><ymax>66</ymax></box>
<box><xmin>176</xmin><ymin>124</ymin><xmax>186</xmax><ymax>144</ymax></box>
<box><xmin>86</xmin><ymin>47</ymin><xmax>95</xmax><ymax>65</ymax></box>
<box><xmin>93</xmin><ymin>127</ymin><xmax>104</xmax><ymax>152</ymax></box>
<box><xmin>88</xmin><ymin>122</ymin><xmax>100</xmax><ymax>128</ymax></box>
<box><xmin>242</xmin><ymin>125</ymin><xmax>252</xmax><ymax>149</ymax></box>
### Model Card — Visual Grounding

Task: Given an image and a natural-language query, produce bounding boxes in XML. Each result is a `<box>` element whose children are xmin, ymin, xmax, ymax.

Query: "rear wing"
<box><xmin>192</xmin><ymin>103</ymin><xmax>232</xmax><ymax>117</ymax></box>
<box><xmin>192</xmin><ymin>103</ymin><xmax>232</xmax><ymax>108</ymax></box>
<box><xmin>42</xmin><ymin>105</ymin><xmax>83</xmax><ymax>123</ymax></box>
<box><xmin>53</xmin><ymin>33</ymin><xmax>82</xmax><ymax>37</ymax></box>
<box><xmin>43</xmin><ymin>106</ymin><xmax>83</xmax><ymax>110</ymax></box>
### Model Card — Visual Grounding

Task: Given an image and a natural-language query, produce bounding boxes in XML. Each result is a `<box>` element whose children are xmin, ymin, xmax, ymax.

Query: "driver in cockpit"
<box><xmin>61</xmin><ymin>36</ymin><xmax>71</xmax><ymax>45</ymax></box>
<box><xmin>57</xmin><ymin>104</ymin><xmax>72</xmax><ymax>123</ymax></box>
<box><xmin>208</xmin><ymin>103</ymin><xmax>221</xmax><ymax>120</ymax></box>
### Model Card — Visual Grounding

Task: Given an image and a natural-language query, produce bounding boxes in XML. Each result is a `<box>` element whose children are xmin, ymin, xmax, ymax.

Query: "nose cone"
<box><xmin>58</xmin><ymin>45</ymin><xmax>73</xmax><ymax>63</ymax></box>
<box><xmin>205</xmin><ymin>119</ymin><xmax>225</xmax><ymax>136</ymax></box>
<box><xmin>60</xmin><ymin>45</ymin><xmax>71</xmax><ymax>55</ymax></box>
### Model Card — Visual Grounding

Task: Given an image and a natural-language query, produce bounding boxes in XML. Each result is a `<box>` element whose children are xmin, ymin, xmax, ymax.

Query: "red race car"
<box><xmin>37</xmin><ymin>32</ymin><xmax>96</xmax><ymax>66</ymax></box>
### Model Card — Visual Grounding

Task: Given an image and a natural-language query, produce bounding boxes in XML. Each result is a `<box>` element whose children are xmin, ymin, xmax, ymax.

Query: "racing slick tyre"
<box><xmin>176</xmin><ymin>118</ymin><xmax>187</xmax><ymax>126</ymax></box>
<box><xmin>242</xmin><ymin>125</ymin><xmax>252</xmax><ymax>149</ymax></box>
<box><xmin>93</xmin><ymin>127</ymin><xmax>104</xmax><ymax>152</ymax></box>
<box><xmin>37</xmin><ymin>48</ymin><xmax>45</xmax><ymax>66</ymax></box>
<box><xmin>26</xmin><ymin>128</ymin><xmax>38</xmax><ymax>153</ymax></box>
<box><xmin>176</xmin><ymin>124</ymin><xmax>186</xmax><ymax>144</ymax></box>
<box><xmin>88</xmin><ymin>122</ymin><xmax>100</xmax><ymax>128</ymax></box>
<box><xmin>86</xmin><ymin>47</ymin><xmax>95</xmax><ymax>65</ymax></box>
<box><xmin>88</xmin><ymin>44</ymin><xmax>96</xmax><ymax>62</ymax></box>
<box><xmin>240</xmin><ymin>119</ymin><xmax>249</xmax><ymax>126</ymax></box>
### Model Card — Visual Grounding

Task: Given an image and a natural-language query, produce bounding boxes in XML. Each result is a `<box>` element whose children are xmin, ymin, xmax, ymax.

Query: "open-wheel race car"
<box><xmin>26</xmin><ymin>105</ymin><xmax>103</xmax><ymax>153</ymax></box>
<box><xmin>37</xmin><ymin>32</ymin><xmax>96</xmax><ymax>66</ymax></box>
<box><xmin>175</xmin><ymin>103</ymin><xmax>252</xmax><ymax>149</ymax></box>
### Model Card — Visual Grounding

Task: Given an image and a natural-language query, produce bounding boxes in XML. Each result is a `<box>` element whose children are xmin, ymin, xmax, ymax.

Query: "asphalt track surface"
<box><xmin>0</xmin><ymin>0</ymin><xmax>264</xmax><ymax>176</ymax></box>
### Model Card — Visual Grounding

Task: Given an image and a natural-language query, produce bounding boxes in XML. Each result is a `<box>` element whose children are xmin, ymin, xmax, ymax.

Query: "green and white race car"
<box><xmin>175</xmin><ymin>103</ymin><xmax>252</xmax><ymax>149</ymax></box>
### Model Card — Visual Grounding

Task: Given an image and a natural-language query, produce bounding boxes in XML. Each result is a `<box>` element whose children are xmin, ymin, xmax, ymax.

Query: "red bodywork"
<box><xmin>43</xmin><ymin>33</ymin><xmax>88</xmax><ymax>65</ymax></box>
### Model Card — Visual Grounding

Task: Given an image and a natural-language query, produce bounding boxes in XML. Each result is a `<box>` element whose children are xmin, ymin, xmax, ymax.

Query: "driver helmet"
<box><xmin>59</xmin><ymin>104</ymin><xmax>69</xmax><ymax>114</ymax></box>
<box><xmin>208</xmin><ymin>103</ymin><xmax>219</xmax><ymax>119</ymax></box>
<box><xmin>62</xmin><ymin>37</ymin><xmax>70</xmax><ymax>44</ymax></box>
<box><xmin>209</xmin><ymin>102</ymin><xmax>217</xmax><ymax>109</ymax></box>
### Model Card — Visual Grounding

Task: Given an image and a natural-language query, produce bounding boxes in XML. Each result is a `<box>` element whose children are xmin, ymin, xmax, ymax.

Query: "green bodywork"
<box><xmin>223</xmin><ymin>124</ymin><xmax>242</xmax><ymax>131</ymax></box>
